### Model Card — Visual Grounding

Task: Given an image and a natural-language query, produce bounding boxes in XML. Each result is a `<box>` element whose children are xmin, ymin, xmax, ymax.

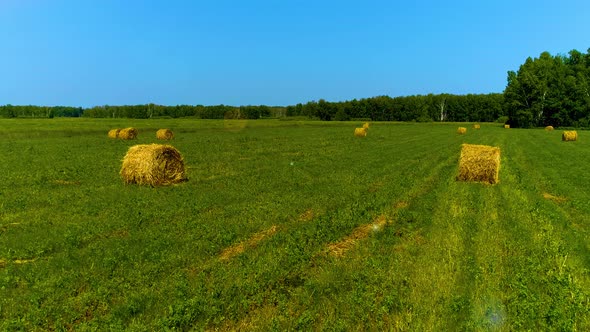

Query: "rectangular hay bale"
<box><xmin>457</xmin><ymin>144</ymin><xmax>500</xmax><ymax>184</ymax></box>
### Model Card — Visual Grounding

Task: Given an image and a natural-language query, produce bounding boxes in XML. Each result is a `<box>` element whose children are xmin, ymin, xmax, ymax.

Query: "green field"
<box><xmin>1</xmin><ymin>119</ymin><xmax>589</xmax><ymax>331</ymax></box>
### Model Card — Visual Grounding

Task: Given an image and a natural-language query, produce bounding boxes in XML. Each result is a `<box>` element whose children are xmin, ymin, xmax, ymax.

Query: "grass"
<box><xmin>0</xmin><ymin>119</ymin><xmax>589</xmax><ymax>330</ymax></box>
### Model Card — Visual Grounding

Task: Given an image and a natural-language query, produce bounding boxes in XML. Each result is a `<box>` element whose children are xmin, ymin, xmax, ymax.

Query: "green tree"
<box><xmin>505</xmin><ymin>49</ymin><xmax>590</xmax><ymax>127</ymax></box>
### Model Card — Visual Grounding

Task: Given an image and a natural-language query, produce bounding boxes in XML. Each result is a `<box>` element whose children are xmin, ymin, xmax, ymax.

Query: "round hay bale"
<box><xmin>562</xmin><ymin>130</ymin><xmax>578</xmax><ymax>141</ymax></box>
<box><xmin>156</xmin><ymin>129</ymin><xmax>174</xmax><ymax>140</ymax></box>
<box><xmin>457</xmin><ymin>144</ymin><xmax>501</xmax><ymax>184</ymax></box>
<box><xmin>108</xmin><ymin>128</ymin><xmax>120</xmax><ymax>139</ymax></box>
<box><xmin>362</xmin><ymin>122</ymin><xmax>370</xmax><ymax>129</ymax></box>
<box><xmin>504</xmin><ymin>124</ymin><xmax>510</xmax><ymax>129</ymax></box>
<box><xmin>457</xmin><ymin>127</ymin><xmax>467</xmax><ymax>134</ymax></box>
<box><xmin>118</xmin><ymin>127</ymin><xmax>138</xmax><ymax>140</ymax></box>
<box><xmin>120</xmin><ymin>144</ymin><xmax>186</xmax><ymax>186</ymax></box>
<box><xmin>545</xmin><ymin>126</ymin><xmax>554</xmax><ymax>131</ymax></box>
<box><xmin>473</xmin><ymin>124</ymin><xmax>480</xmax><ymax>129</ymax></box>
<box><xmin>354</xmin><ymin>127</ymin><xmax>367</xmax><ymax>137</ymax></box>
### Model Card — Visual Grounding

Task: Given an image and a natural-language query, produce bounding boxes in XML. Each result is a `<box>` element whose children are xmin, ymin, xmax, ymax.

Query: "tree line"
<box><xmin>0</xmin><ymin>104</ymin><xmax>281</xmax><ymax>120</ymax></box>
<box><xmin>1</xmin><ymin>48</ymin><xmax>588</xmax><ymax>127</ymax></box>
<box><xmin>0</xmin><ymin>94</ymin><xmax>504</xmax><ymax>123</ymax></box>
<box><xmin>0</xmin><ymin>105</ymin><xmax>84</xmax><ymax>118</ymax></box>
<box><xmin>285</xmin><ymin>93</ymin><xmax>504</xmax><ymax>122</ymax></box>
<box><xmin>81</xmin><ymin>104</ymin><xmax>282</xmax><ymax>119</ymax></box>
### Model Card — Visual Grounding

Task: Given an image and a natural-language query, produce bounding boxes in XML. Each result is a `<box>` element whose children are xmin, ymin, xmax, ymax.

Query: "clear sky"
<box><xmin>1</xmin><ymin>0</ymin><xmax>589</xmax><ymax>107</ymax></box>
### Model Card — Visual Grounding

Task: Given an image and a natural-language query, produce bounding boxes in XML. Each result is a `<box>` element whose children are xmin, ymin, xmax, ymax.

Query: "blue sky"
<box><xmin>0</xmin><ymin>0</ymin><xmax>588</xmax><ymax>107</ymax></box>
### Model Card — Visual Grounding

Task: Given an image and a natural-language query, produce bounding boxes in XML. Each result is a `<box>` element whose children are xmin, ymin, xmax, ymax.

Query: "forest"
<box><xmin>505</xmin><ymin>49</ymin><xmax>590</xmax><ymax>128</ymax></box>
<box><xmin>0</xmin><ymin>95</ymin><xmax>504</xmax><ymax>122</ymax></box>
<box><xmin>1</xmin><ymin>48</ymin><xmax>588</xmax><ymax>127</ymax></box>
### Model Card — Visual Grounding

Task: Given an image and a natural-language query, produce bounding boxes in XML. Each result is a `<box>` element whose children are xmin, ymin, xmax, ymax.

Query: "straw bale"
<box><xmin>457</xmin><ymin>144</ymin><xmax>501</xmax><ymax>184</ymax></box>
<box><xmin>473</xmin><ymin>124</ymin><xmax>480</xmax><ymax>129</ymax></box>
<box><xmin>457</xmin><ymin>127</ymin><xmax>467</xmax><ymax>134</ymax></box>
<box><xmin>504</xmin><ymin>124</ymin><xmax>510</xmax><ymax>129</ymax></box>
<box><xmin>362</xmin><ymin>122</ymin><xmax>370</xmax><ymax>129</ymax></box>
<box><xmin>118</xmin><ymin>127</ymin><xmax>138</xmax><ymax>140</ymax></box>
<box><xmin>108</xmin><ymin>128</ymin><xmax>121</xmax><ymax>139</ymax></box>
<box><xmin>545</xmin><ymin>126</ymin><xmax>554</xmax><ymax>131</ymax></box>
<box><xmin>156</xmin><ymin>128</ymin><xmax>174</xmax><ymax>140</ymax></box>
<box><xmin>562</xmin><ymin>130</ymin><xmax>578</xmax><ymax>141</ymax></box>
<box><xmin>120</xmin><ymin>144</ymin><xmax>186</xmax><ymax>186</ymax></box>
<box><xmin>354</xmin><ymin>127</ymin><xmax>367</xmax><ymax>137</ymax></box>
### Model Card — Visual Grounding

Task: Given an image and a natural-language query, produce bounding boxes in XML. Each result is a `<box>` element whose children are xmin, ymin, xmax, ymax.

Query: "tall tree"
<box><xmin>505</xmin><ymin>49</ymin><xmax>590</xmax><ymax>127</ymax></box>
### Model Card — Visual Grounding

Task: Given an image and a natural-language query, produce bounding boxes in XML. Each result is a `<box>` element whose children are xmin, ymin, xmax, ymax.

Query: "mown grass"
<box><xmin>1</xmin><ymin>119</ymin><xmax>589</xmax><ymax>330</ymax></box>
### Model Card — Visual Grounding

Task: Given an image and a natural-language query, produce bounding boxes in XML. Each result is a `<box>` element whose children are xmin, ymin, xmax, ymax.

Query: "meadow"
<box><xmin>1</xmin><ymin>118</ymin><xmax>589</xmax><ymax>331</ymax></box>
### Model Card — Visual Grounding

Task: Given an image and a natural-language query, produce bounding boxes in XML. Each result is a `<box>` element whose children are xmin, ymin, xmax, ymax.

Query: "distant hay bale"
<box><xmin>545</xmin><ymin>126</ymin><xmax>554</xmax><ymax>131</ymax></box>
<box><xmin>457</xmin><ymin>127</ymin><xmax>467</xmax><ymax>134</ymax></box>
<box><xmin>354</xmin><ymin>127</ymin><xmax>367</xmax><ymax>137</ymax></box>
<box><xmin>108</xmin><ymin>129</ymin><xmax>120</xmax><ymax>139</ymax></box>
<box><xmin>473</xmin><ymin>124</ymin><xmax>480</xmax><ymax>129</ymax></box>
<box><xmin>120</xmin><ymin>144</ymin><xmax>186</xmax><ymax>186</ymax></box>
<box><xmin>118</xmin><ymin>127</ymin><xmax>138</xmax><ymax>140</ymax></box>
<box><xmin>562</xmin><ymin>130</ymin><xmax>578</xmax><ymax>141</ymax></box>
<box><xmin>362</xmin><ymin>122</ymin><xmax>370</xmax><ymax>129</ymax></box>
<box><xmin>156</xmin><ymin>129</ymin><xmax>174</xmax><ymax>140</ymax></box>
<box><xmin>457</xmin><ymin>144</ymin><xmax>501</xmax><ymax>184</ymax></box>
<box><xmin>504</xmin><ymin>124</ymin><xmax>510</xmax><ymax>129</ymax></box>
